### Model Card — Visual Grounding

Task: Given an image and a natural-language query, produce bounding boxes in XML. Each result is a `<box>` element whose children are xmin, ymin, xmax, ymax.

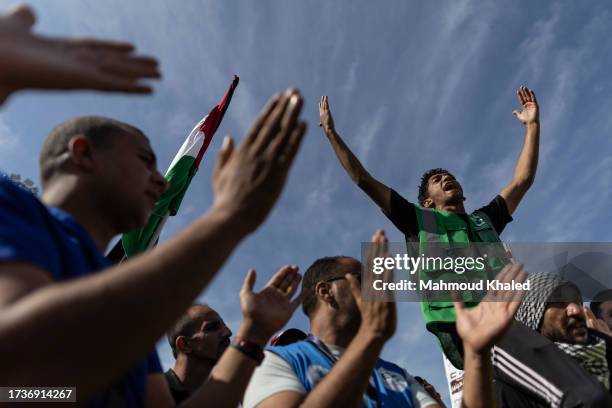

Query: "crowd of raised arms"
<box><xmin>1</xmin><ymin>4</ymin><xmax>612</xmax><ymax>408</ymax></box>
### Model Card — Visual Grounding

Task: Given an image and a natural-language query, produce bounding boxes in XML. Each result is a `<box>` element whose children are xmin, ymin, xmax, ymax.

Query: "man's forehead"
<box><xmin>108</xmin><ymin>125</ymin><xmax>151</xmax><ymax>149</ymax></box>
<box><xmin>189</xmin><ymin>306</ymin><xmax>223</xmax><ymax>325</ymax></box>
<box><xmin>547</xmin><ymin>283</ymin><xmax>582</xmax><ymax>303</ymax></box>
<box><xmin>337</xmin><ymin>257</ymin><xmax>362</xmax><ymax>272</ymax></box>
<box><xmin>428</xmin><ymin>172</ymin><xmax>451</xmax><ymax>181</ymax></box>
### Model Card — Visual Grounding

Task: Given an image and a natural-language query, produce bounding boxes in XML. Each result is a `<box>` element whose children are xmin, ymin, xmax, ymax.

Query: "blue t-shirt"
<box><xmin>0</xmin><ymin>177</ymin><xmax>161</xmax><ymax>407</ymax></box>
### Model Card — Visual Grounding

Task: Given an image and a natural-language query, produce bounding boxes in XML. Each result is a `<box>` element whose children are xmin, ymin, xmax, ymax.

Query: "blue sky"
<box><xmin>2</xmin><ymin>0</ymin><xmax>612</xmax><ymax>403</ymax></box>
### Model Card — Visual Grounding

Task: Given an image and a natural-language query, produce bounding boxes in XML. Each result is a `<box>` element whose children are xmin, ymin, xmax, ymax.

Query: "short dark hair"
<box><xmin>591</xmin><ymin>289</ymin><xmax>612</xmax><ymax>318</ymax></box>
<box><xmin>302</xmin><ymin>256</ymin><xmax>358</xmax><ymax>318</ymax></box>
<box><xmin>167</xmin><ymin>304</ymin><xmax>210</xmax><ymax>358</ymax></box>
<box><xmin>39</xmin><ymin>116</ymin><xmax>145</xmax><ymax>186</ymax></box>
<box><xmin>417</xmin><ymin>168</ymin><xmax>453</xmax><ymax>206</ymax></box>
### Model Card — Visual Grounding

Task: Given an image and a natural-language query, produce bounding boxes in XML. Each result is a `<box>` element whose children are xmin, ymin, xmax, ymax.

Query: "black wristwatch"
<box><xmin>231</xmin><ymin>338</ymin><xmax>265</xmax><ymax>365</ymax></box>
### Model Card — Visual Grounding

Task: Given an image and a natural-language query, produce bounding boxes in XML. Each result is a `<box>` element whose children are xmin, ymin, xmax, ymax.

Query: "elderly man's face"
<box><xmin>540</xmin><ymin>285</ymin><xmax>588</xmax><ymax>344</ymax></box>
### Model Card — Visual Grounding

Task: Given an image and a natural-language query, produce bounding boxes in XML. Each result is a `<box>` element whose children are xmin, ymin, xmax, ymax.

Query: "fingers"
<box><xmin>290</xmin><ymin>290</ymin><xmax>304</xmax><ymax>312</ymax></box>
<box><xmin>267</xmin><ymin>264</ymin><xmax>297</xmax><ymax>288</ymax></box>
<box><xmin>319</xmin><ymin>95</ymin><xmax>332</xmax><ymax>127</ymax></box>
<box><xmin>97</xmin><ymin>55</ymin><xmax>161</xmax><ymax>79</ymax></box>
<box><xmin>509</xmin><ymin>267</ymin><xmax>528</xmax><ymax>303</ymax></box>
<box><xmin>517</xmin><ymin>85</ymin><xmax>536</xmax><ymax>105</ymax></box>
<box><xmin>528</xmin><ymin>88</ymin><xmax>537</xmax><ymax>105</ymax></box>
<box><xmin>73</xmin><ymin>38</ymin><xmax>136</xmax><ymax>53</ymax></box>
<box><xmin>367</xmin><ymin>229</ymin><xmax>388</xmax><ymax>269</ymax></box>
<box><xmin>86</xmin><ymin>74</ymin><xmax>155</xmax><ymax>94</ymax></box>
<box><xmin>241</xmin><ymin>269</ymin><xmax>256</xmax><ymax>295</ymax></box>
<box><xmin>285</xmin><ymin>273</ymin><xmax>302</xmax><ymax>298</ymax></box>
<box><xmin>517</xmin><ymin>87</ymin><xmax>526</xmax><ymax>105</ymax></box>
<box><xmin>278</xmin><ymin>265</ymin><xmax>300</xmax><ymax>293</ymax></box>
<box><xmin>278</xmin><ymin>121</ymin><xmax>307</xmax><ymax>165</ymax></box>
<box><xmin>452</xmin><ymin>290</ymin><xmax>466</xmax><ymax>314</ymax></box>
<box><xmin>214</xmin><ymin>136</ymin><xmax>234</xmax><ymax>175</ymax></box>
<box><xmin>584</xmin><ymin>306</ymin><xmax>598</xmax><ymax>329</ymax></box>
<box><xmin>373</xmin><ymin>229</ymin><xmax>388</xmax><ymax>256</ymax></box>
<box><xmin>253</xmin><ymin>89</ymin><xmax>302</xmax><ymax>155</ymax></box>
<box><xmin>268</xmin><ymin>93</ymin><xmax>304</xmax><ymax>158</ymax></box>
<box><xmin>244</xmin><ymin>93</ymin><xmax>281</xmax><ymax>145</ymax></box>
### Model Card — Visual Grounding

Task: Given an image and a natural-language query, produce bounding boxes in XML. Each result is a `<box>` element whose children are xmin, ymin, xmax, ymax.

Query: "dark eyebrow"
<box><xmin>138</xmin><ymin>148</ymin><xmax>157</xmax><ymax>163</ymax></box>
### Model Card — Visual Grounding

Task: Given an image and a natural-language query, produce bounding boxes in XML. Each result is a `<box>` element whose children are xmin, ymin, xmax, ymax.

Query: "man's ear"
<box><xmin>423</xmin><ymin>197</ymin><xmax>434</xmax><ymax>208</ymax></box>
<box><xmin>315</xmin><ymin>281</ymin><xmax>334</xmax><ymax>305</ymax></box>
<box><xmin>67</xmin><ymin>136</ymin><xmax>96</xmax><ymax>172</ymax></box>
<box><xmin>176</xmin><ymin>336</ymin><xmax>191</xmax><ymax>355</ymax></box>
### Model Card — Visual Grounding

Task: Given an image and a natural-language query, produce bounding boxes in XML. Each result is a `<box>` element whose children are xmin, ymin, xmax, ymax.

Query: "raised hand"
<box><xmin>212</xmin><ymin>89</ymin><xmax>307</xmax><ymax>235</ymax></box>
<box><xmin>0</xmin><ymin>5</ymin><xmax>160</xmax><ymax>102</ymax></box>
<box><xmin>454</xmin><ymin>263</ymin><xmax>528</xmax><ymax>354</ymax></box>
<box><xmin>237</xmin><ymin>265</ymin><xmax>303</xmax><ymax>346</ymax></box>
<box><xmin>512</xmin><ymin>85</ymin><xmax>539</xmax><ymax>125</ymax></box>
<box><xmin>584</xmin><ymin>306</ymin><xmax>612</xmax><ymax>337</ymax></box>
<box><xmin>0</xmin><ymin>5</ymin><xmax>160</xmax><ymax>104</ymax></box>
<box><xmin>346</xmin><ymin>229</ymin><xmax>396</xmax><ymax>342</ymax></box>
<box><xmin>319</xmin><ymin>95</ymin><xmax>336</xmax><ymax>133</ymax></box>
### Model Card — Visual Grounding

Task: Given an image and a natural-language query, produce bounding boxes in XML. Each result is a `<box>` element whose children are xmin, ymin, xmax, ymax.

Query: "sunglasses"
<box><xmin>323</xmin><ymin>272</ymin><xmax>362</xmax><ymax>284</ymax></box>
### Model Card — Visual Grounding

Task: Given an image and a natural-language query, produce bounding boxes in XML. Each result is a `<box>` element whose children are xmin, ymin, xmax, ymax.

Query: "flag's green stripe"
<box><xmin>122</xmin><ymin>155</ymin><xmax>196</xmax><ymax>257</ymax></box>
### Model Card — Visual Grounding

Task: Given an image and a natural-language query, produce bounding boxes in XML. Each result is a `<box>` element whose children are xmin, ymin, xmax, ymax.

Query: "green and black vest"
<box><xmin>414</xmin><ymin>205</ymin><xmax>509</xmax><ymax>369</ymax></box>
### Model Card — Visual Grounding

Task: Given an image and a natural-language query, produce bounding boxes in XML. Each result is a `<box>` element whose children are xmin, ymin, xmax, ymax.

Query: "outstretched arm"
<box><xmin>455</xmin><ymin>263</ymin><xmax>528</xmax><ymax>408</ymax></box>
<box><xmin>500</xmin><ymin>86</ymin><xmax>540</xmax><ymax>215</ymax></box>
<box><xmin>319</xmin><ymin>96</ymin><xmax>391</xmax><ymax>213</ymax></box>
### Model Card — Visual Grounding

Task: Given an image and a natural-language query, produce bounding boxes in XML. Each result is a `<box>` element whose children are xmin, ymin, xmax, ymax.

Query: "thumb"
<box><xmin>4</xmin><ymin>5</ymin><xmax>36</xmax><ymax>29</ymax></box>
<box><xmin>214</xmin><ymin>136</ymin><xmax>234</xmax><ymax>174</ymax></box>
<box><xmin>241</xmin><ymin>269</ymin><xmax>256</xmax><ymax>295</ymax></box>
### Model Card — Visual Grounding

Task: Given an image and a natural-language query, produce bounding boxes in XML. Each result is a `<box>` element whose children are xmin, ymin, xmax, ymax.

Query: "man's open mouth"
<box><xmin>443</xmin><ymin>181</ymin><xmax>457</xmax><ymax>191</ymax></box>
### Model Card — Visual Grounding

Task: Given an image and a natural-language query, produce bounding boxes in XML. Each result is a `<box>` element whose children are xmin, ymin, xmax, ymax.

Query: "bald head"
<box><xmin>39</xmin><ymin>116</ymin><xmax>146</xmax><ymax>187</ymax></box>
<box><xmin>167</xmin><ymin>304</ymin><xmax>220</xmax><ymax>358</ymax></box>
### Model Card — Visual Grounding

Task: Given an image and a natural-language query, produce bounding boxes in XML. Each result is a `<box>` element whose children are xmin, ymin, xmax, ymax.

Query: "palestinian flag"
<box><xmin>107</xmin><ymin>75</ymin><xmax>239</xmax><ymax>263</ymax></box>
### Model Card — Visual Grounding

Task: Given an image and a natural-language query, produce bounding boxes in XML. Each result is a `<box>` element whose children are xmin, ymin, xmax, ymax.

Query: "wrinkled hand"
<box><xmin>0</xmin><ymin>5</ymin><xmax>160</xmax><ymax>104</ymax></box>
<box><xmin>347</xmin><ymin>229</ymin><xmax>396</xmax><ymax>342</ymax></box>
<box><xmin>584</xmin><ymin>306</ymin><xmax>612</xmax><ymax>336</ymax></box>
<box><xmin>319</xmin><ymin>95</ymin><xmax>336</xmax><ymax>133</ymax></box>
<box><xmin>512</xmin><ymin>85</ymin><xmax>539</xmax><ymax>125</ymax></box>
<box><xmin>212</xmin><ymin>89</ymin><xmax>307</xmax><ymax>234</ymax></box>
<box><xmin>454</xmin><ymin>263</ymin><xmax>527</xmax><ymax>354</ymax></box>
<box><xmin>238</xmin><ymin>265</ymin><xmax>303</xmax><ymax>346</ymax></box>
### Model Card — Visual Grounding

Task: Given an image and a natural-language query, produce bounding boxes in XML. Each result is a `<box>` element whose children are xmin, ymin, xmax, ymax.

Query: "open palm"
<box><xmin>240</xmin><ymin>265</ymin><xmax>302</xmax><ymax>342</ymax></box>
<box><xmin>512</xmin><ymin>86</ymin><xmax>539</xmax><ymax>125</ymax></box>
<box><xmin>319</xmin><ymin>95</ymin><xmax>336</xmax><ymax>132</ymax></box>
<box><xmin>454</xmin><ymin>263</ymin><xmax>528</xmax><ymax>353</ymax></box>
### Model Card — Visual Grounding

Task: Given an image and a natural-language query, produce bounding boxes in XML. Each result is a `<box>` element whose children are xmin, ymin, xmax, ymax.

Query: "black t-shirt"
<box><xmin>164</xmin><ymin>369</ymin><xmax>190</xmax><ymax>405</ymax></box>
<box><xmin>384</xmin><ymin>189</ymin><xmax>513</xmax><ymax>242</ymax></box>
<box><xmin>495</xmin><ymin>378</ymin><xmax>549</xmax><ymax>408</ymax></box>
